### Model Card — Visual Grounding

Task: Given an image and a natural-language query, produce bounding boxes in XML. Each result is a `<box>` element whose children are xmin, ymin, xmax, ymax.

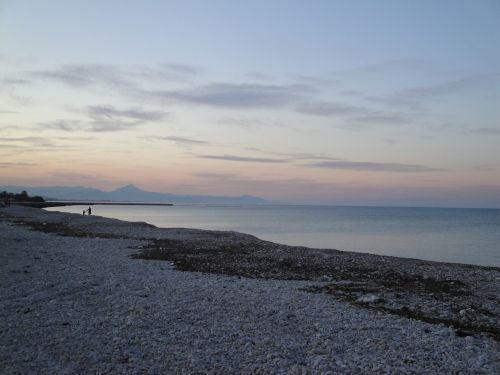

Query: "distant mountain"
<box><xmin>0</xmin><ymin>184</ymin><xmax>268</xmax><ymax>204</ymax></box>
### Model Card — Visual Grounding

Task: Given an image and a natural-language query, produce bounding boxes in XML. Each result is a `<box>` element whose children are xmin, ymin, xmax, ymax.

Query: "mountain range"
<box><xmin>0</xmin><ymin>184</ymin><xmax>268</xmax><ymax>204</ymax></box>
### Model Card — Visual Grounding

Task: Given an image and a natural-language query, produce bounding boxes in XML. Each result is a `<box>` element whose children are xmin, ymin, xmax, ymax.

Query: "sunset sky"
<box><xmin>1</xmin><ymin>0</ymin><xmax>499</xmax><ymax>207</ymax></box>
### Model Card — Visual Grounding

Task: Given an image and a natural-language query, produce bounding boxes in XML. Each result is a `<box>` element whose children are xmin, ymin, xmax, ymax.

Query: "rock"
<box><xmin>357</xmin><ymin>294</ymin><xmax>382</xmax><ymax>303</ymax></box>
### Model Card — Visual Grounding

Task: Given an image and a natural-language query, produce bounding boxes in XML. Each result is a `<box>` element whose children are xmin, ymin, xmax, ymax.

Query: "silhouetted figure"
<box><xmin>87</xmin><ymin>207</ymin><xmax>92</xmax><ymax>215</ymax></box>
<box><xmin>83</xmin><ymin>210</ymin><xmax>86</xmax><ymax>216</ymax></box>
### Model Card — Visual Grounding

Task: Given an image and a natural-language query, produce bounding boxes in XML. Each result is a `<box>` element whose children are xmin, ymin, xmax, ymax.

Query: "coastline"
<box><xmin>1</xmin><ymin>205</ymin><xmax>499</xmax><ymax>373</ymax></box>
<box><xmin>9</xmin><ymin>201</ymin><xmax>174</xmax><ymax>208</ymax></box>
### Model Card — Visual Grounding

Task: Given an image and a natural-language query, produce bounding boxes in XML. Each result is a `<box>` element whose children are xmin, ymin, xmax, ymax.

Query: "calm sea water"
<box><xmin>45</xmin><ymin>205</ymin><xmax>500</xmax><ymax>267</ymax></box>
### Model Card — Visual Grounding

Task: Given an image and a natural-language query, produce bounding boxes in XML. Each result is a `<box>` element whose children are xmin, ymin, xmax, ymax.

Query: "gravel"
<box><xmin>1</xmin><ymin>205</ymin><xmax>499</xmax><ymax>374</ymax></box>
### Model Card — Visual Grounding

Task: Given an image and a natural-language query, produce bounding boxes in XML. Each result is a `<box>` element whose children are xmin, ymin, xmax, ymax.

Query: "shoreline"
<box><xmin>1</xmin><ymin>205</ymin><xmax>499</xmax><ymax>373</ymax></box>
<box><xmin>8</xmin><ymin>201</ymin><xmax>174</xmax><ymax>208</ymax></box>
<box><xmin>43</xmin><ymin>202</ymin><xmax>500</xmax><ymax>269</ymax></box>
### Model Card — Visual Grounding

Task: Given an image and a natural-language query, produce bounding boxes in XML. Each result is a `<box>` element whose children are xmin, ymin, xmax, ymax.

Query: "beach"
<box><xmin>1</xmin><ymin>205</ymin><xmax>499</xmax><ymax>374</ymax></box>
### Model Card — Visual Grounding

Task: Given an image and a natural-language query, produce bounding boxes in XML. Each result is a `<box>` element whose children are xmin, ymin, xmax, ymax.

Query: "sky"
<box><xmin>1</xmin><ymin>0</ymin><xmax>499</xmax><ymax>207</ymax></box>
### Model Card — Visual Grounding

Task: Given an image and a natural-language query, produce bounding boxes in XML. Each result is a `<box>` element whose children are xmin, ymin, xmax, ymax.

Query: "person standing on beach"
<box><xmin>82</xmin><ymin>210</ymin><xmax>85</xmax><ymax>216</ymax></box>
<box><xmin>87</xmin><ymin>207</ymin><xmax>92</xmax><ymax>215</ymax></box>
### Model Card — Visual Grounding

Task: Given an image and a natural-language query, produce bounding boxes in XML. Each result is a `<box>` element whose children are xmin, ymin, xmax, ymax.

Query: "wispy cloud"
<box><xmin>285</xmin><ymin>153</ymin><xmax>341</xmax><ymax>161</ymax></box>
<box><xmin>0</xmin><ymin>82</ymin><xmax>34</xmax><ymax>105</ymax></box>
<box><xmin>467</xmin><ymin>127</ymin><xmax>500</xmax><ymax>135</ymax></box>
<box><xmin>49</xmin><ymin>171</ymin><xmax>97</xmax><ymax>181</ymax></box>
<box><xmin>337</xmin><ymin>58</ymin><xmax>433</xmax><ymax>76</ymax></box>
<box><xmin>472</xmin><ymin>164</ymin><xmax>499</xmax><ymax>171</ymax></box>
<box><xmin>199</xmin><ymin>154</ymin><xmax>289</xmax><ymax>163</ymax></box>
<box><xmin>0</xmin><ymin>162</ymin><xmax>38</xmax><ymax>168</ymax></box>
<box><xmin>128</xmin><ymin>63</ymin><xmax>201</xmax><ymax>83</ymax></box>
<box><xmin>86</xmin><ymin>105</ymin><xmax>165</xmax><ymax>123</ymax></box>
<box><xmin>193</xmin><ymin>172</ymin><xmax>240</xmax><ymax>179</ymax></box>
<box><xmin>41</xmin><ymin>120</ymin><xmax>83</xmax><ymax>132</ymax></box>
<box><xmin>244</xmin><ymin>71</ymin><xmax>274</xmax><ymax>81</ymax></box>
<box><xmin>1</xmin><ymin>78</ymin><xmax>31</xmax><ymax>85</ymax></box>
<box><xmin>39</xmin><ymin>105</ymin><xmax>167</xmax><ymax>132</ymax></box>
<box><xmin>239</xmin><ymin>147</ymin><xmax>342</xmax><ymax>162</ymax></box>
<box><xmin>0</xmin><ymin>136</ymin><xmax>54</xmax><ymax>147</ymax></box>
<box><xmin>310</xmin><ymin>160</ymin><xmax>443</xmax><ymax>173</ymax></box>
<box><xmin>24</xmin><ymin>62</ymin><xmax>318</xmax><ymax>111</ymax></box>
<box><xmin>29</xmin><ymin>62</ymin><xmax>201</xmax><ymax>89</ymax></box>
<box><xmin>160</xmin><ymin>63</ymin><xmax>200</xmax><ymax>76</ymax></box>
<box><xmin>0</xmin><ymin>143</ymin><xmax>25</xmax><ymax>149</ymax></box>
<box><xmin>403</xmin><ymin>74</ymin><xmax>500</xmax><ymax>99</ymax></box>
<box><xmin>218</xmin><ymin>117</ymin><xmax>283</xmax><ymax>128</ymax></box>
<box><xmin>341</xmin><ymin>114</ymin><xmax>409</xmax><ymax>131</ymax></box>
<box><xmin>30</xmin><ymin>64</ymin><xmax>129</xmax><ymax>88</ymax></box>
<box><xmin>290</xmin><ymin>59</ymin><xmax>431</xmax><ymax>90</ymax></box>
<box><xmin>296</xmin><ymin>101</ymin><xmax>362</xmax><ymax>117</ymax></box>
<box><xmin>148</xmin><ymin>82</ymin><xmax>311</xmax><ymax>108</ymax></box>
<box><xmin>296</xmin><ymin>100</ymin><xmax>409</xmax><ymax>129</ymax></box>
<box><xmin>144</xmin><ymin>135</ymin><xmax>209</xmax><ymax>145</ymax></box>
<box><xmin>368</xmin><ymin>73</ymin><xmax>500</xmax><ymax>109</ymax></box>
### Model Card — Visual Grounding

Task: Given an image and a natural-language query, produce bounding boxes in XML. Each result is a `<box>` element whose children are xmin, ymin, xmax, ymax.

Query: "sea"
<box><xmin>45</xmin><ymin>204</ymin><xmax>500</xmax><ymax>267</ymax></box>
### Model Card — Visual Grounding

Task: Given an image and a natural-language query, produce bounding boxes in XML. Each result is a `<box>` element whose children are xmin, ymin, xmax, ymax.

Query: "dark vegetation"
<box><xmin>2</xmin><ymin>208</ymin><xmax>499</xmax><ymax>341</ymax></box>
<box><xmin>133</xmin><ymin>238</ymin><xmax>500</xmax><ymax>341</ymax></box>
<box><xmin>1</xmin><ymin>190</ymin><xmax>45</xmax><ymax>205</ymax></box>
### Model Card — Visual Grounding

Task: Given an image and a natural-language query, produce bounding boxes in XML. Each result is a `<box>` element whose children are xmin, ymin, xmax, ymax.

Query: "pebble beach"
<box><xmin>1</xmin><ymin>205</ymin><xmax>499</xmax><ymax>374</ymax></box>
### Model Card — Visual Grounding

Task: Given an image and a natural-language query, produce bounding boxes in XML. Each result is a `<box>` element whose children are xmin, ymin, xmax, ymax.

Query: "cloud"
<box><xmin>368</xmin><ymin>73</ymin><xmax>500</xmax><ymax>109</ymax></box>
<box><xmin>472</xmin><ymin>164</ymin><xmax>499</xmax><ymax>171</ymax></box>
<box><xmin>244</xmin><ymin>71</ymin><xmax>274</xmax><ymax>81</ymax></box>
<box><xmin>296</xmin><ymin>101</ymin><xmax>409</xmax><ymax>129</ymax></box>
<box><xmin>239</xmin><ymin>147</ymin><xmax>342</xmax><ymax>162</ymax></box>
<box><xmin>144</xmin><ymin>135</ymin><xmax>209</xmax><ymax>145</ymax></box>
<box><xmin>310</xmin><ymin>160</ymin><xmax>443</xmax><ymax>173</ymax></box>
<box><xmin>41</xmin><ymin>120</ymin><xmax>84</xmax><ymax>132</ymax></box>
<box><xmin>49</xmin><ymin>171</ymin><xmax>97</xmax><ymax>181</ymax></box>
<box><xmin>30</xmin><ymin>64</ymin><xmax>130</xmax><ymax>88</ymax></box>
<box><xmin>218</xmin><ymin>117</ymin><xmax>283</xmax><ymax>128</ymax></box>
<box><xmin>39</xmin><ymin>105</ymin><xmax>167</xmax><ymax>132</ymax></box>
<box><xmin>0</xmin><ymin>143</ymin><xmax>25</xmax><ymax>149</ymax></box>
<box><xmin>0</xmin><ymin>83</ymin><xmax>34</xmax><ymax>105</ymax></box>
<box><xmin>338</xmin><ymin>58</ymin><xmax>432</xmax><ymax>76</ymax></box>
<box><xmin>341</xmin><ymin>90</ymin><xmax>362</xmax><ymax>96</ymax></box>
<box><xmin>341</xmin><ymin>114</ymin><xmax>409</xmax><ymax>131</ymax></box>
<box><xmin>26</xmin><ymin>62</ymin><xmax>315</xmax><ymax>110</ymax></box>
<box><xmin>0</xmin><ymin>136</ymin><xmax>54</xmax><ymax>147</ymax></box>
<box><xmin>285</xmin><ymin>153</ymin><xmax>341</xmax><ymax>161</ymax></box>
<box><xmin>290</xmin><ymin>59</ymin><xmax>430</xmax><ymax>90</ymax></box>
<box><xmin>296</xmin><ymin>101</ymin><xmax>362</xmax><ymax>117</ymax></box>
<box><xmin>1</xmin><ymin>78</ymin><xmax>31</xmax><ymax>85</ymax></box>
<box><xmin>85</xmin><ymin>105</ymin><xmax>165</xmax><ymax>122</ymax></box>
<box><xmin>129</xmin><ymin>63</ymin><xmax>201</xmax><ymax>83</ymax></box>
<box><xmin>160</xmin><ymin>63</ymin><xmax>200</xmax><ymax>76</ymax></box>
<box><xmin>193</xmin><ymin>172</ymin><xmax>240</xmax><ymax>179</ymax></box>
<box><xmin>148</xmin><ymin>82</ymin><xmax>311</xmax><ymax>108</ymax></box>
<box><xmin>403</xmin><ymin>74</ymin><xmax>500</xmax><ymax>99</ymax></box>
<box><xmin>28</xmin><ymin>63</ymin><xmax>312</xmax><ymax>110</ymax></box>
<box><xmin>293</xmin><ymin>74</ymin><xmax>338</xmax><ymax>88</ymax></box>
<box><xmin>29</xmin><ymin>62</ymin><xmax>201</xmax><ymax>90</ymax></box>
<box><xmin>468</xmin><ymin>127</ymin><xmax>500</xmax><ymax>135</ymax></box>
<box><xmin>199</xmin><ymin>154</ymin><xmax>289</xmax><ymax>163</ymax></box>
<box><xmin>355</xmin><ymin>114</ymin><xmax>406</xmax><ymax>124</ymax></box>
<box><xmin>0</xmin><ymin>162</ymin><xmax>38</xmax><ymax>168</ymax></box>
